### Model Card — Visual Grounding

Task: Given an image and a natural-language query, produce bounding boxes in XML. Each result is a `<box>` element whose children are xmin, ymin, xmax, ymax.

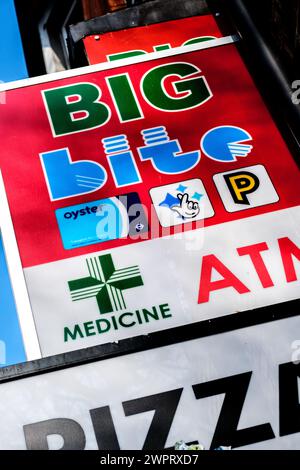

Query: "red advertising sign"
<box><xmin>83</xmin><ymin>15</ymin><xmax>223</xmax><ymax>64</ymax></box>
<box><xmin>0</xmin><ymin>38</ymin><xmax>299</xmax><ymax>356</ymax></box>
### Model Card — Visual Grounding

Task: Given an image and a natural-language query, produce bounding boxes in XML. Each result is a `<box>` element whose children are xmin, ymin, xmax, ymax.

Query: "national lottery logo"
<box><xmin>150</xmin><ymin>178</ymin><xmax>215</xmax><ymax>228</ymax></box>
<box><xmin>159</xmin><ymin>184</ymin><xmax>202</xmax><ymax>220</ymax></box>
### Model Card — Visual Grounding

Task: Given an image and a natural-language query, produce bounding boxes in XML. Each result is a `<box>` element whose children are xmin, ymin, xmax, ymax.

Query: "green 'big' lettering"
<box><xmin>43</xmin><ymin>83</ymin><xmax>110</xmax><ymax>136</ymax></box>
<box><xmin>183</xmin><ymin>36</ymin><xmax>216</xmax><ymax>46</ymax></box>
<box><xmin>108</xmin><ymin>50</ymin><xmax>146</xmax><ymax>61</ymax></box>
<box><xmin>43</xmin><ymin>62</ymin><xmax>212</xmax><ymax>136</ymax></box>
<box><xmin>142</xmin><ymin>62</ymin><xmax>212</xmax><ymax>111</ymax></box>
<box><xmin>107</xmin><ymin>74</ymin><xmax>143</xmax><ymax>121</ymax></box>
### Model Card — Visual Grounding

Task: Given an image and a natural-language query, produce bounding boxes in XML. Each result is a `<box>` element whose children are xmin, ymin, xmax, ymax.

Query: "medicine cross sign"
<box><xmin>0</xmin><ymin>37</ymin><xmax>299</xmax><ymax>356</ymax></box>
<box><xmin>68</xmin><ymin>253</ymin><xmax>144</xmax><ymax>315</ymax></box>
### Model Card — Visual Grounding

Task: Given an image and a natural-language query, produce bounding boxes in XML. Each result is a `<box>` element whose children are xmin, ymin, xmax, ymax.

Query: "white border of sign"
<box><xmin>0</xmin><ymin>35</ymin><xmax>237</xmax><ymax>92</ymax></box>
<box><xmin>0</xmin><ymin>171</ymin><xmax>41</xmax><ymax>361</ymax></box>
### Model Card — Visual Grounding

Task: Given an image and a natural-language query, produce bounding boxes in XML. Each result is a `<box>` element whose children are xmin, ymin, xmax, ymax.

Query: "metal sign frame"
<box><xmin>0</xmin><ymin>297</ymin><xmax>299</xmax><ymax>384</ymax></box>
<box><xmin>69</xmin><ymin>0</ymin><xmax>211</xmax><ymax>45</ymax></box>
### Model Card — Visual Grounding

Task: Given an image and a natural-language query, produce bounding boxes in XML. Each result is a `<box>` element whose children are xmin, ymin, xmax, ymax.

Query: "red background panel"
<box><xmin>0</xmin><ymin>43</ymin><xmax>299</xmax><ymax>268</ymax></box>
<box><xmin>83</xmin><ymin>15</ymin><xmax>223</xmax><ymax>64</ymax></box>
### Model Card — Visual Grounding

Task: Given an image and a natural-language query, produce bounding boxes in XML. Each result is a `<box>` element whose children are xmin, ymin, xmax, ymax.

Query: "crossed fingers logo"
<box><xmin>171</xmin><ymin>193</ymin><xmax>200</xmax><ymax>219</ymax></box>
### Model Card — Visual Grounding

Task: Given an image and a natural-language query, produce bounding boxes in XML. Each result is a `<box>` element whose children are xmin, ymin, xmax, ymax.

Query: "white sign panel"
<box><xmin>0</xmin><ymin>315</ymin><xmax>300</xmax><ymax>449</ymax></box>
<box><xmin>24</xmin><ymin>206</ymin><xmax>300</xmax><ymax>356</ymax></box>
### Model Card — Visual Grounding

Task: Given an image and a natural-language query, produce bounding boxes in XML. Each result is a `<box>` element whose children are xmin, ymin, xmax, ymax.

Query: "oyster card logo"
<box><xmin>65</xmin><ymin>253</ymin><xmax>172</xmax><ymax>342</ymax></box>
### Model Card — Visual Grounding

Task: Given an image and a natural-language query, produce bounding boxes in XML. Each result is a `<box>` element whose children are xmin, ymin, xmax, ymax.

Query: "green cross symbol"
<box><xmin>68</xmin><ymin>254</ymin><xmax>143</xmax><ymax>315</ymax></box>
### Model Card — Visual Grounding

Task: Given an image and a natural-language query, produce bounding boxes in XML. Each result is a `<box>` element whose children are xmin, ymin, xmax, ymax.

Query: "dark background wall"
<box><xmin>245</xmin><ymin>0</ymin><xmax>300</xmax><ymax>78</ymax></box>
<box><xmin>13</xmin><ymin>0</ymin><xmax>300</xmax><ymax>78</ymax></box>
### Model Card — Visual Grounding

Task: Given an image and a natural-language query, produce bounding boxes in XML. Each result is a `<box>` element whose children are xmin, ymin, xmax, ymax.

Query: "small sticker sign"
<box><xmin>56</xmin><ymin>192</ymin><xmax>148</xmax><ymax>249</ymax></box>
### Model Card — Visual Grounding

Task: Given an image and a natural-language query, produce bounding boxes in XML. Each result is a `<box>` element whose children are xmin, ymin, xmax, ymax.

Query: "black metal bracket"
<box><xmin>208</xmin><ymin>0</ymin><xmax>300</xmax><ymax>157</ymax></box>
<box><xmin>69</xmin><ymin>0</ymin><xmax>210</xmax><ymax>44</ymax></box>
<box><xmin>0</xmin><ymin>298</ymin><xmax>299</xmax><ymax>383</ymax></box>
